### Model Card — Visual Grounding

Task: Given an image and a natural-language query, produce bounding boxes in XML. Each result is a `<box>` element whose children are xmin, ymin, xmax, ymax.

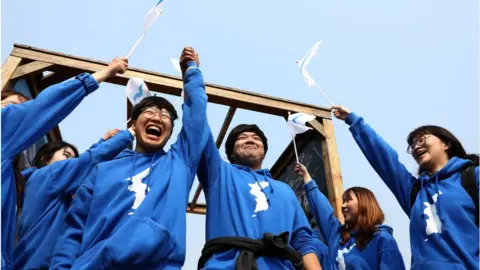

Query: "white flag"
<box><xmin>288</xmin><ymin>112</ymin><xmax>316</xmax><ymax>135</ymax></box>
<box><xmin>125</xmin><ymin>78</ymin><xmax>152</xmax><ymax>105</ymax></box>
<box><xmin>144</xmin><ymin>1</ymin><xmax>165</xmax><ymax>32</ymax></box>
<box><xmin>297</xmin><ymin>40</ymin><xmax>322</xmax><ymax>87</ymax></box>
<box><xmin>170</xmin><ymin>58</ymin><xmax>182</xmax><ymax>74</ymax></box>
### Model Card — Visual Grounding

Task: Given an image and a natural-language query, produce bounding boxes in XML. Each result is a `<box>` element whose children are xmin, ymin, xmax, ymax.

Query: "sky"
<box><xmin>2</xmin><ymin>0</ymin><xmax>478</xmax><ymax>269</ymax></box>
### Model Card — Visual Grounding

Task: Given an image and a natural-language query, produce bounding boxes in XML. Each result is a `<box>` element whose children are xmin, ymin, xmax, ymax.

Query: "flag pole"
<box><xmin>288</xmin><ymin>112</ymin><xmax>300</xmax><ymax>163</ymax></box>
<box><xmin>313</xmin><ymin>81</ymin><xmax>334</xmax><ymax>107</ymax></box>
<box><xmin>127</xmin><ymin>33</ymin><xmax>146</xmax><ymax>58</ymax></box>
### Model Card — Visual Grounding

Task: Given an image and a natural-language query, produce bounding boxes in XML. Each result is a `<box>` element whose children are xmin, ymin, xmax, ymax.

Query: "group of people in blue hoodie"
<box><xmin>1</xmin><ymin>44</ymin><xmax>478</xmax><ymax>270</ymax></box>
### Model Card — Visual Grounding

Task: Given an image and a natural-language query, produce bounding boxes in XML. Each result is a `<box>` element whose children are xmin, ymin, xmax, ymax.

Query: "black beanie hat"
<box><xmin>225</xmin><ymin>124</ymin><xmax>268</xmax><ymax>163</ymax></box>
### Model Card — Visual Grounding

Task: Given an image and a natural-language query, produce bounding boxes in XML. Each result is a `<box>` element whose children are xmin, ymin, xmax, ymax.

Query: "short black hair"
<box><xmin>131</xmin><ymin>96</ymin><xmax>178</xmax><ymax>123</ymax></box>
<box><xmin>225</xmin><ymin>124</ymin><xmax>268</xmax><ymax>163</ymax></box>
<box><xmin>33</xmin><ymin>141</ymin><xmax>79</xmax><ymax>168</ymax></box>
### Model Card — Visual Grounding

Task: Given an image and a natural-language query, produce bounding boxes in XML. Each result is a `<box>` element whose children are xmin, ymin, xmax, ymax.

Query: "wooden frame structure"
<box><xmin>2</xmin><ymin>44</ymin><xmax>344</xmax><ymax>221</ymax></box>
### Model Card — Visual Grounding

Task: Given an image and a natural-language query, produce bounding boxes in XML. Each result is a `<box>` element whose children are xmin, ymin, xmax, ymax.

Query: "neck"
<box><xmin>427</xmin><ymin>157</ymin><xmax>450</xmax><ymax>174</ymax></box>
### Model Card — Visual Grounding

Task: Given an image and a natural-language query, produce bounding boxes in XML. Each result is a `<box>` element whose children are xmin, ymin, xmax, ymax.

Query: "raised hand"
<box><xmin>295</xmin><ymin>162</ymin><xmax>312</xmax><ymax>183</ymax></box>
<box><xmin>331</xmin><ymin>105</ymin><xmax>351</xmax><ymax>121</ymax></box>
<box><xmin>179</xmin><ymin>47</ymin><xmax>200</xmax><ymax>76</ymax></box>
<box><xmin>93</xmin><ymin>57</ymin><xmax>129</xmax><ymax>84</ymax></box>
<box><xmin>103</xmin><ymin>129</ymin><xmax>120</xmax><ymax>140</ymax></box>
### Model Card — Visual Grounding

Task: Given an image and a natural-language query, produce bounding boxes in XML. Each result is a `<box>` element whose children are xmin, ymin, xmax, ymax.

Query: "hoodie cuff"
<box><xmin>345</xmin><ymin>112</ymin><xmax>360</xmax><ymax>126</ymax></box>
<box><xmin>75</xmin><ymin>73</ymin><xmax>99</xmax><ymax>96</ymax></box>
<box><xmin>303</xmin><ymin>180</ymin><xmax>318</xmax><ymax>192</ymax></box>
<box><xmin>186</xmin><ymin>61</ymin><xmax>198</xmax><ymax>71</ymax></box>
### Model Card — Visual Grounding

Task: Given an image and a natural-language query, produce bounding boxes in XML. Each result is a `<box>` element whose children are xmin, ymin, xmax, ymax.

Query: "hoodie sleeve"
<box><xmin>171</xmin><ymin>62</ymin><xmax>209</xmax><ymax>171</ymax></box>
<box><xmin>50</xmin><ymin>168</ymin><xmax>96</xmax><ymax>270</ymax></box>
<box><xmin>48</xmin><ymin>130</ymin><xmax>133</xmax><ymax>198</ymax></box>
<box><xmin>1</xmin><ymin>73</ymin><xmax>99</xmax><ymax>160</ymax></box>
<box><xmin>378</xmin><ymin>232</ymin><xmax>406</xmax><ymax>270</ymax></box>
<box><xmin>304</xmin><ymin>180</ymin><xmax>342</xmax><ymax>248</ymax></box>
<box><xmin>196</xmin><ymin>129</ymin><xmax>223</xmax><ymax>190</ymax></box>
<box><xmin>346</xmin><ymin>113</ymin><xmax>417</xmax><ymax>215</ymax></box>
<box><xmin>289</xmin><ymin>188</ymin><xmax>316</xmax><ymax>256</ymax></box>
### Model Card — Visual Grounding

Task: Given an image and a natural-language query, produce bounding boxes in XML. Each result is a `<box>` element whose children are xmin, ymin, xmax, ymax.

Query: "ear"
<box><xmin>444</xmin><ymin>142</ymin><xmax>451</xmax><ymax>151</ymax></box>
<box><xmin>131</xmin><ymin>121</ymin><xmax>137</xmax><ymax>131</ymax></box>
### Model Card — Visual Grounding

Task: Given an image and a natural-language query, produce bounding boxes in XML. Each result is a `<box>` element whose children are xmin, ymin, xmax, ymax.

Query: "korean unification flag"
<box><xmin>125</xmin><ymin>78</ymin><xmax>152</xmax><ymax>105</ymax></box>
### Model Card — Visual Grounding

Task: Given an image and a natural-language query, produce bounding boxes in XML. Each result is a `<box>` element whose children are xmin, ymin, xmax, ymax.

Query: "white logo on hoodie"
<box><xmin>423</xmin><ymin>191</ymin><xmax>443</xmax><ymax>239</ymax></box>
<box><xmin>336</xmin><ymin>243</ymin><xmax>356</xmax><ymax>270</ymax></box>
<box><xmin>249</xmin><ymin>181</ymin><xmax>269</xmax><ymax>217</ymax></box>
<box><xmin>125</xmin><ymin>167</ymin><xmax>151</xmax><ymax>215</ymax></box>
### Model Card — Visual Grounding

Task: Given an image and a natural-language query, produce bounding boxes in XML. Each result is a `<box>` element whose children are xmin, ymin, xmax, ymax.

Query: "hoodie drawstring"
<box><xmin>129</xmin><ymin>153</ymin><xmax>137</xmax><ymax>186</ymax></box>
<box><xmin>144</xmin><ymin>153</ymin><xmax>157</xmax><ymax>195</ymax></box>
<box><xmin>434</xmin><ymin>175</ymin><xmax>445</xmax><ymax>226</ymax></box>
<box><xmin>249</xmin><ymin>169</ymin><xmax>273</xmax><ymax>204</ymax></box>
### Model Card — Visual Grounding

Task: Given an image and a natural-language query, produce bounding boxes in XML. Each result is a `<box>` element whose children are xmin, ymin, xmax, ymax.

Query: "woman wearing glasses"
<box><xmin>331</xmin><ymin>105</ymin><xmax>478</xmax><ymax>270</ymax></box>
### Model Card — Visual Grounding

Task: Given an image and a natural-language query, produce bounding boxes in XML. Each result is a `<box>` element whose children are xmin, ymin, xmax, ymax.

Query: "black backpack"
<box><xmin>410</xmin><ymin>164</ymin><xmax>478</xmax><ymax>227</ymax></box>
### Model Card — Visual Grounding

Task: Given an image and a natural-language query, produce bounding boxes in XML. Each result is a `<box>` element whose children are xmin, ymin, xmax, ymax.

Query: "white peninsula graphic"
<box><xmin>336</xmin><ymin>243</ymin><xmax>356</xmax><ymax>270</ymax></box>
<box><xmin>125</xmin><ymin>167</ymin><xmax>151</xmax><ymax>215</ymax></box>
<box><xmin>249</xmin><ymin>181</ymin><xmax>269</xmax><ymax>217</ymax></box>
<box><xmin>423</xmin><ymin>191</ymin><xmax>443</xmax><ymax>240</ymax></box>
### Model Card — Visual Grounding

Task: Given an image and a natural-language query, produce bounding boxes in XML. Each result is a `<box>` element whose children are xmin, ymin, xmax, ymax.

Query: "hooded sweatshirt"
<box><xmin>50</xmin><ymin>62</ymin><xmax>208</xmax><ymax>270</ymax></box>
<box><xmin>346</xmin><ymin>113</ymin><xmax>479</xmax><ymax>270</ymax></box>
<box><xmin>1</xmin><ymin>73</ymin><xmax>99</xmax><ymax>269</ymax></box>
<box><xmin>304</xmin><ymin>180</ymin><xmax>405</xmax><ymax>270</ymax></box>
<box><xmin>14</xmin><ymin>130</ymin><xmax>134</xmax><ymax>269</ymax></box>
<box><xmin>197</xmin><ymin>130</ymin><xmax>315</xmax><ymax>270</ymax></box>
<box><xmin>312</xmin><ymin>229</ymin><xmax>329</xmax><ymax>270</ymax></box>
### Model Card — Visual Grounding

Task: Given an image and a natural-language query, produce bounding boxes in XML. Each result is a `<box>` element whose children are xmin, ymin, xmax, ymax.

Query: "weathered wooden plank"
<box><xmin>11</xmin><ymin>45</ymin><xmax>331</xmax><ymax>119</ymax></box>
<box><xmin>11</xmin><ymin>61</ymin><xmax>53</xmax><ymax>80</ymax></box>
<box><xmin>320</xmin><ymin>118</ymin><xmax>344</xmax><ymax>223</ymax></box>
<box><xmin>1</xmin><ymin>56</ymin><xmax>22</xmax><ymax>91</ymax></box>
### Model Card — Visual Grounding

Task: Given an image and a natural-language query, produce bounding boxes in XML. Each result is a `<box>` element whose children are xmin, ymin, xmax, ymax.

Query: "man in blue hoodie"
<box><xmin>50</xmin><ymin>47</ymin><xmax>209</xmax><ymax>270</ymax></box>
<box><xmin>197</xmin><ymin>124</ymin><xmax>322</xmax><ymax>269</ymax></box>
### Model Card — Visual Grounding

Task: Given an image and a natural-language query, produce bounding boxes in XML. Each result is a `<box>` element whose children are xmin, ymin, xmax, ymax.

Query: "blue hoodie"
<box><xmin>312</xmin><ymin>230</ymin><xmax>329</xmax><ymax>270</ymax></box>
<box><xmin>14</xmin><ymin>130</ymin><xmax>134</xmax><ymax>269</ymax></box>
<box><xmin>197</xmin><ymin>130</ymin><xmax>316</xmax><ymax>269</ymax></box>
<box><xmin>1</xmin><ymin>73</ymin><xmax>98</xmax><ymax>269</ymax></box>
<box><xmin>345</xmin><ymin>113</ymin><xmax>479</xmax><ymax>270</ymax></box>
<box><xmin>304</xmin><ymin>180</ymin><xmax>405</xmax><ymax>270</ymax></box>
<box><xmin>50</xmin><ymin>62</ymin><xmax>208</xmax><ymax>270</ymax></box>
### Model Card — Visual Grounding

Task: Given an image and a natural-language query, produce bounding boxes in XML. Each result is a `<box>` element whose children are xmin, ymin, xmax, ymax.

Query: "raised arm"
<box><xmin>332</xmin><ymin>105</ymin><xmax>416</xmax><ymax>214</ymax></box>
<box><xmin>49</xmin><ymin>168</ymin><xmax>96</xmax><ymax>270</ymax></box>
<box><xmin>196</xmin><ymin>128</ymin><xmax>224</xmax><ymax>190</ymax></box>
<box><xmin>49</xmin><ymin>128</ymin><xmax>134</xmax><ymax>198</ymax></box>
<box><xmin>170</xmin><ymin>47</ymin><xmax>209</xmax><ymax>170</ymax></box>
<box><xmin>288</xmin><ymin>187</ymin><xmax>321</xmax><ymax>270</ymax></box>
<box><xmin>1</xmin><ymin>58</ymin><xmax>128</xmax><ymax>159</ymax></box>
<box><xmin>296</xmin><ymin>163</ymin><xmax>342</xmax><ymax>247</ymax></box>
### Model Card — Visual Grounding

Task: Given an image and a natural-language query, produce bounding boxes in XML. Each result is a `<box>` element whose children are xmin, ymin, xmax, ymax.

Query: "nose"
<box><xmin>341</xmin><ymin>202</ymin><xmax>347</xmax><ymax>208</ymax></box>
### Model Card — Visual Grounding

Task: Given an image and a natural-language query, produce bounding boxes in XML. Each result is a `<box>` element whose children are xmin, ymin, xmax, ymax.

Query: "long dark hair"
<box><xmin>2</xmin><ymin>90</ymin><xmax>31</xmax><ymax>211</ymax></box>
<box><xmin>340</xmin><ymin>187</ymin><xmax>385</xmax><ymax>250</ymax></box>
<box><xmin>407</xmin><ymin>125</ymin><xmax>479</xmax><ymax>173</ymax></box>
<box><xmin>33</xmin><ymin>141</ymin><xmax>79</xmax><ymax>168</ymax></box>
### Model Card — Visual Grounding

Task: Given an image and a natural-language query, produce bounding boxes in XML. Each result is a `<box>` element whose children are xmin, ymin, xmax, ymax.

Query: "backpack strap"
<box><xmin>461</xmin><ymin>165</ymin><xmax>479</xmax><ymax>227</ymax></box>
<box><xmin>410</xmin><ymin>180</ymin><xmax>422</xmax><ymax>215</ymax></box>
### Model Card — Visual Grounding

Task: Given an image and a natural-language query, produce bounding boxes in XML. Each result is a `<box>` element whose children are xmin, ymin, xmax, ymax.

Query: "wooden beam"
<box><xmin>11</xmin><ymin>61</ymin><xmax>53</xmax><ymax>80</ymax></box>
<box><xmin>1</xmin><ymin>55</ymin><xmax>22</xmax><ymax>91</ymax></box>
<box><xmin>189</xmin><ymin>107</ymin><xmax>237</xmax><ymax>210</ymax></box>
<box><xmin>11</xmin><ymin>44</ymin><xmax>331</xmax><ymax>119</ymax></box>
<box><xmin>308</xmin><ymin>118</ymin><xmax>326</xmax><ymax>139</ymax></box>
<box><xmin>320</xmin><ymin>118</ymin><xmax>344</xmax><ymax>223</ymax></box>
<box><xmin>187</xmin><ymin>203</ymin><xmax>206</xmax><ymax>215</ymax></box>
<box><xmin>38</xmin><ymin>69</ymin><xmax>79</xmax><ymax>90</ymax></box>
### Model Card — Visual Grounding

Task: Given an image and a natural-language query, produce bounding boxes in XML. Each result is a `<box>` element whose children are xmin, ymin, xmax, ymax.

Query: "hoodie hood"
<box><xmin>376</xmin><ymin>224</ymin><xmax>393</xmax><ymax>235</ymax></box>
<box><xmin>21</xmin><ymin>167</ymin><xmax>37</xmax><ymax>181</ymax></box>
<box><xmin>418</xmin><ymin>157</ymin><xmax>471</xmax><ymax>181</ymax></box>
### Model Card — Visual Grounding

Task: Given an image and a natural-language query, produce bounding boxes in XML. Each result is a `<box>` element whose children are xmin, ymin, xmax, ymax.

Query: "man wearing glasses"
<box><xmin>50</xmin><ymin>47</ymin><xmax>208</xmax><ymax>270</ymax></box>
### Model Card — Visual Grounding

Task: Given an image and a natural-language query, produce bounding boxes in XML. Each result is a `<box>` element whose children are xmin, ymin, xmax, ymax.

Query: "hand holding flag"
<box><xmin>297</xmin><ymin>40</ymin><xmax>334</xmax><ymax>106</ymax></box>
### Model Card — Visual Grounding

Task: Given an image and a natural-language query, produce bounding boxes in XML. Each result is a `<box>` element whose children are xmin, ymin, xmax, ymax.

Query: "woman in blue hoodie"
<box><xmin>297</xmin><ymin>163</ymin><xmax>405</xmax><ymax>270</ymax></box>
<box><xmin>332</xmin><ymin>105</ymin><xmax>479</xmax><ymax>270</ymax></box>
<box><xmin>14</xmin><ymin>127</ymin><xmax>135</xmax><ymax>269</ymax></box>
<box><xmin>1</xmin><ymin>57</ymin><xmax>128</xmax><ymax>269</ymax></box>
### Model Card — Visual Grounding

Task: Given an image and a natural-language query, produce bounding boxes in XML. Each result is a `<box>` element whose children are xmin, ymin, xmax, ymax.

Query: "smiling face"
<box><xmin>231</xmin><ymin>132</ymin><xmax>265</xmax><ymax>168</ymax></box>
<box><xmin>342</xmin><ymin>190</ymin><xmax>359</xmax><ymax>225</ymax></box>
<box><xmin>410</xmin><ymin>134</ymin><xmax>449</xmax><ymax>171</ymax></box>
<box><xmin>46</xmin><ymin>147</ymin><xmax>77</xmax><ymax>165</ymax></box>
<box><xmin>133</xmin><ymin>107</ymin><xmax>173</xmax><ymax>153</ymax></box>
